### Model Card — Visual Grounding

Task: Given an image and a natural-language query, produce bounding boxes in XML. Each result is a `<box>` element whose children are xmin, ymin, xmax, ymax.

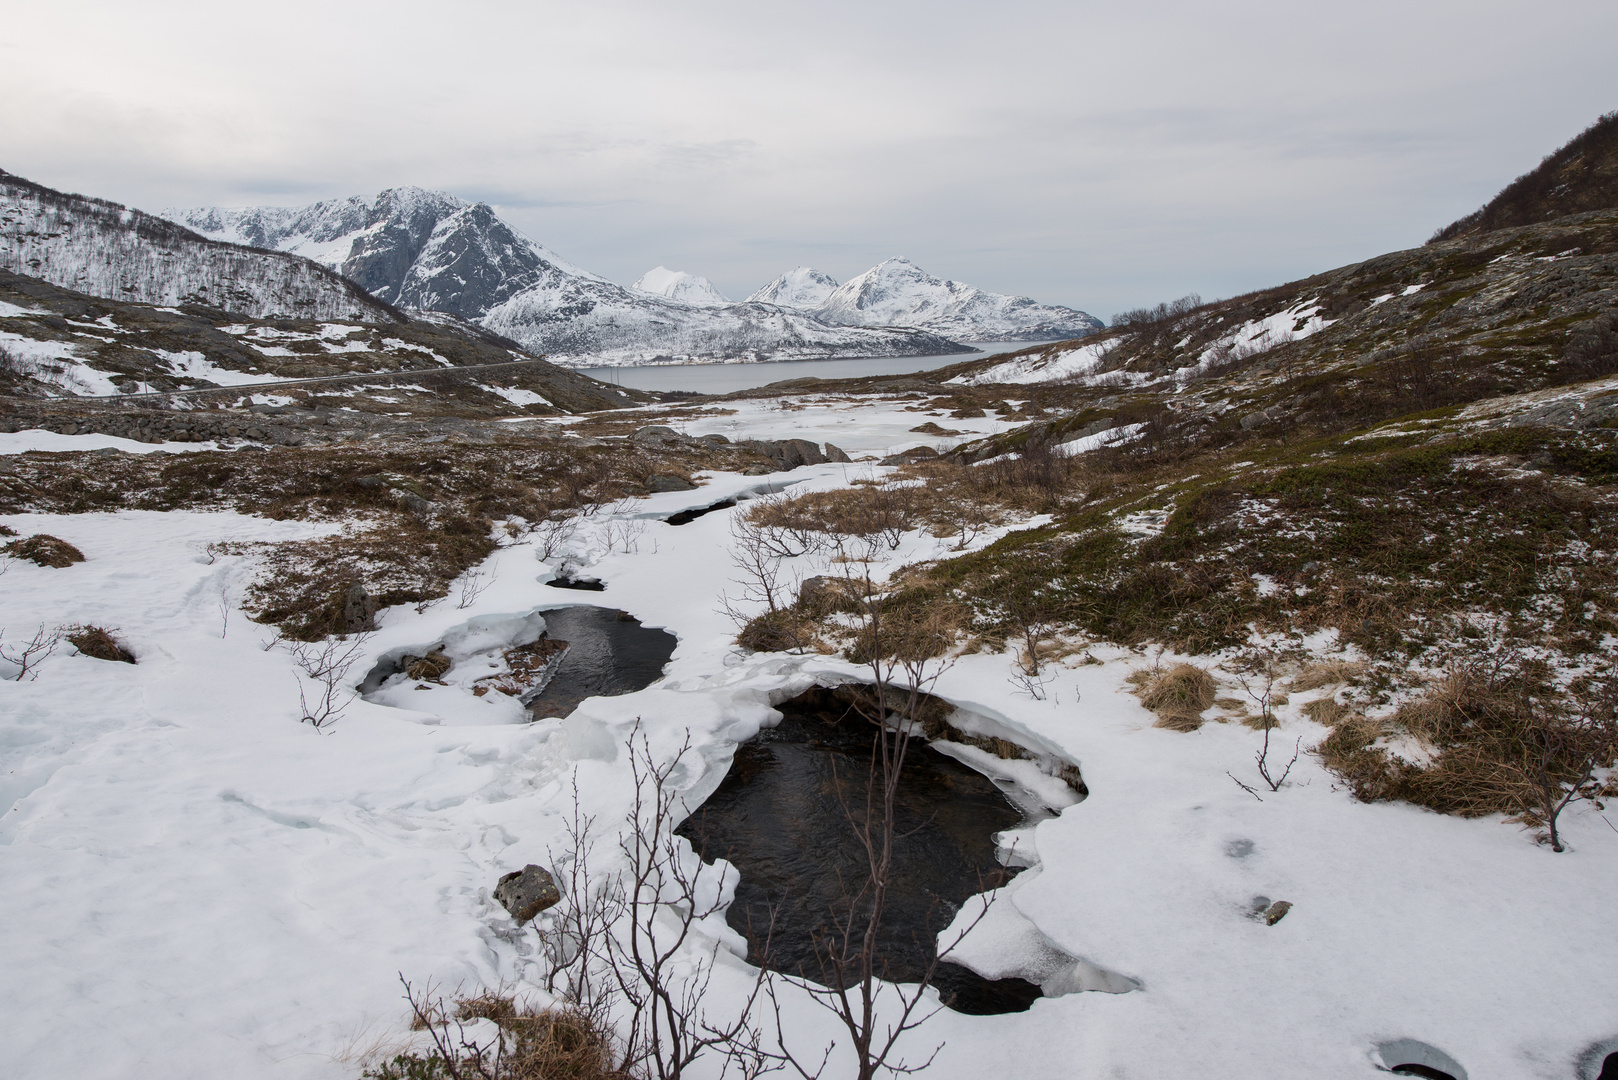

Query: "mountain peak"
<box><xmin>747</xmin><ymin>266</ymin><xmax>841</xmax><ymax>309</ymax></box>
<box><xmin>632</xmin><ymin>266</ymin><xmax>730</xmax><ymax>305</ymax></box>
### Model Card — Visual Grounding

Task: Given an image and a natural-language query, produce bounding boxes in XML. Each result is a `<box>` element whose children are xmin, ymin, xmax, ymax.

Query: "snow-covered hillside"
<box><xmin>168</xmin><ymin>193</ymin><xmax>967</xmax><ymax>365</ymax></box>
<box><xmin>748</xmin><ymin>266</ymin><xmax>841</xmax><ymax>309</ymax></box>
<box><xmin>0</xmin><ymin>171</ymin><xmax>394</xmax><ymax>323</ymax></box>
<box><xmin>809</xmin><ymin>257</ymin><xmax>1102</xmax><ymax>342</ymax></box>
<box><xmin>632</xmin><ymin>266</ymin><xmax>730</xmax><ymax>305</ymax></box>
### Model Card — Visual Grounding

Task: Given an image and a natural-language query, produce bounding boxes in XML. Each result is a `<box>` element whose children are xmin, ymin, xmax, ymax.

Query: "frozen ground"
<box><xmin>2</xmin><ymin>404</ymin><xmax>1616</xmax><ymax>1080</ymax></box>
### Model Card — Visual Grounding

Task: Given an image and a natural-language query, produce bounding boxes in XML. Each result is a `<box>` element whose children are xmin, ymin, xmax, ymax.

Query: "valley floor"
<box><xmin>2</xmin><ymin>395</ymin><xmax>1615</xmax><ymax>1080</ymax></box>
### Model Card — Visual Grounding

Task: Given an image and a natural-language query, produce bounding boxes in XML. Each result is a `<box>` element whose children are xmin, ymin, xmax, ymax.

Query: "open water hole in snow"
<box><xmin>676</xmin><ymin>686</ymin><xmax>1044</xmax><ymax>1015</ymax></box>
<box><xmin>524</xmin><ymin>606</ymin><xmax>677</xmax><ymax>719</ymax></box>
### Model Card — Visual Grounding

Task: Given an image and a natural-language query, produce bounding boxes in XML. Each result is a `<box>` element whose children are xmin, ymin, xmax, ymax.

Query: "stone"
<box><xmin>494</xmin><ymin>864</ymin><xmax>561</xmax><ymax>923</ymax></box>
<box><xmin>1262</xmin><ymin>900</ymin><xmax>1293</xmax><ymax>926</ymax></box>
<box><xmin>630</xmin><ymin>425</ymin><xmax>683</xmax><ymax>446</ymax></box>
<box><xmin>742</xmin><ymin>464</ymin><xmax>773</xmax><ymax>475</ymax></box>
<box><xmin>698</xmin><ymin>433</ymin><xmax>730</xmax><ymax>447</ymax></box>
<box><xmin>339</xmin><ymin>582</ymin><xmax>378</xmax><ymax>633</ymax></box>
<box><xmin>1239</xmin><ymin>411</ymin><xmax>1270</xmax><ymax>430</ymax></box>
<box><xmin>645</xmin><ymin>473</ymin><xmax>696</xmax><ymax>492</ymax></box>
<box><xmin>880</xmin><ymin>445</ymin><xmax>939</xmax><ymax>466</ymax></box>
<box><xmin>823</xmin><ymin>442</ymin><xmax>851</xmax><ymax>463</ymax></box>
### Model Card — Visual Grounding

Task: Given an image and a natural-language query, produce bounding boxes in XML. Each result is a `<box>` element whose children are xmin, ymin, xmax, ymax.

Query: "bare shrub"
<box><xmin>765</xmin><ymin>561</ymin><xmax>984</xmax><ymax>1080</ymax></box>
<box><xmin>1</xmin><ymin>623</ymin><xmax>65</xmax><ymax>680</ymax></box>
<box><xmin>289</xmin><ymin>633</ymin><xmax>372</xmax><ymax>728</ymax></box>
<box><xmin>1131</xmin><ymin>663</ymin><xmax>1216</xmax><ymax>731</ymax></box>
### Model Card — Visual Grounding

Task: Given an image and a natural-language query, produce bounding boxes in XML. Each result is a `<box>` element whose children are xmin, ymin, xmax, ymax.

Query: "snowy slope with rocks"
<box><xmin>747</xmin><ymin>266</ymin><xmax>841</xmax><ymax>309</ymax></box>
<box><xmin>167</xmin><ymin>193</ymin><xmax>967</xmax><ymax>365</ymax></box>
<box><xmin>806</xmin><ymin>257</ymin><xmax>1102</xmax><ymax>341</ymax></box>
<box><xmin>1</xmin><ymin>170</ymin><xmax>394</xmax><ymax>323</ymax></box>
<box><xmin>632</xmin><ymin>266</ymin><xmax>730</xmax><ymax>305</ymax></box>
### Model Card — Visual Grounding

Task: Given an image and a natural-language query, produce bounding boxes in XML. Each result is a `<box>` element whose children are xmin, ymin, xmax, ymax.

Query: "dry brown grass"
<box><xmin>1292</xmin><ymin>659</ymin><xmax>1367</xmax><ymax>692</ymax></box>
<box><xmin>65</xmin><ymin>624</ymin><xmax>135</xmax><ymax>664</ymax></box>
<box><xmin>3</xmin><ymin>533</ymin><xmax>84</xmax><ymax>567</ymax></box>
<box><xmin>1131</xmin><ymin>663</ymin><xmax>1217</xmax><ymax>731</ymax></box>
<box><xmin>369</xmin><ymin>990</ymin><xmax>625</xmax><ymax>1080</ymax></box>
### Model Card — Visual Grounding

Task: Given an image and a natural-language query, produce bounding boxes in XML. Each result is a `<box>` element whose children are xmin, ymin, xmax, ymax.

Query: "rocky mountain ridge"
<box><xmin>1</xmin><ymin>169</ymin><xmax>394</xmax><ymax>323</ymax></box>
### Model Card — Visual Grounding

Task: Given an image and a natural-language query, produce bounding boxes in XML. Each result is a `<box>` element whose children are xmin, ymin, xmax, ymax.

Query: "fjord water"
<box><xmin>577</xmin><ymin>341</ymin><xmax>1030</xmax><ymax>394</ymax></box>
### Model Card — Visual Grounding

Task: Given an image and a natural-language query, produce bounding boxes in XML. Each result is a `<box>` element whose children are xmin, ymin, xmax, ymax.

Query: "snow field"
<box><xmin>2</xmin><ymin>414</ymin><xmax>1616</xmax><ymax>1080</ymax></box>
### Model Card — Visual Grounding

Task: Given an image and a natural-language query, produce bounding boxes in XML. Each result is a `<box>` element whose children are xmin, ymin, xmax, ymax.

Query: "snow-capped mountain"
<box><xmin>808</xmin><ymin>257</ymin><xmax>1102</xmax><ymax>341</ymax></box>
<box><xmin>632</xmin><ymin>267</ymin><xmax>730</xmax><ymax>305</ymax></box>
<box><xmin>167</xmin><ymin>191</ymin><xmax>968</xmax><ymax>364</ymax></box>
<box><xmin>748</xmin><ymin>267</ymin><xmax>841</xmax><ymax>309</ymax></box>
<box><xmin>0</xmin><ymin>170</ymin><xmax>394</xmax><ymax>323</ymax></box>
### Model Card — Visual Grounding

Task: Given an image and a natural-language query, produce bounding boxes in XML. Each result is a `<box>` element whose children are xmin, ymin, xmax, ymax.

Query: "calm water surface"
<box><xmin>577</xmin><ymin>342</ymin><xmax>1032</xmax><ymax>394</ymax></box>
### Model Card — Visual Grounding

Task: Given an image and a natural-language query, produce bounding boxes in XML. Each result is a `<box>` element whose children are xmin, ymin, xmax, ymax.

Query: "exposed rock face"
<box><xmin>823</xmin><ymin>442</ymin><xmax>852</xmax><ymax>463</ymax></box>
<box><xmin>645</xmin><ymin>473</ymin><xmax>696</xmax><ymax>492</ymax></box>
<box><xmin>494</xmin><ymin>864</ymin><xmax>561</xmax><ymax>923</ymax></box>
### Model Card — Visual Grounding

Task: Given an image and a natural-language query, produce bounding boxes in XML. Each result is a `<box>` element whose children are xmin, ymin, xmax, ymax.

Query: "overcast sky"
<box><xmin>3</xmin><ymin>0</ymin><xmax>1614</xmax><ymax>318</ymax></box>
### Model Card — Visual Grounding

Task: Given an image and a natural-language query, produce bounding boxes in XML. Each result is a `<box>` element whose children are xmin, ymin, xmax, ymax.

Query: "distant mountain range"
<box><xmin>165</xmin><ymin>191</ymin><xmax>1100</xmax><ymax>361</ymax></box>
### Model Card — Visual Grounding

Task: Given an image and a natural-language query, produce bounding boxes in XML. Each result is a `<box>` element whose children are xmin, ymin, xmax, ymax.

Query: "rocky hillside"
<box><xmin>1</xmin><ymin>170</ymin><xmax>395</xmax><ymax>323</ymax></box>
<box><xmin>0</xmin><ymin>267</ymin><xmax>638</xmax><ymax>414</ymax></box>
<box><xmin>1431</xmin><ymin>111</ymin><xmax>1618</xmax><ymax>243</ymax></box>
<box><xmin>167</xmin><ymin>192</ymin><xmax>968</xmax><ymax>364</ymax></box>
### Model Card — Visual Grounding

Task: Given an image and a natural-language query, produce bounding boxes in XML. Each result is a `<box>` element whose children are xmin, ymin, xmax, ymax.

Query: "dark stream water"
<box><xmin>677</xmin><ymin>687</ymin><xmax>1043</xmax><ymax>1014</ymax></box>
<box><xmin>525</xmin><ymin>606</ymin><xmax>677</xmax><ymax>719</ymax></box>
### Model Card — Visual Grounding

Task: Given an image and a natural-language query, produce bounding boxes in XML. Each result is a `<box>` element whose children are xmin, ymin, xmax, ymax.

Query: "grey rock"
<box><xmin>645</xmin><ymin>473</ymin><xmax>696</xmax><ymax>492</ymax></box>
<box><xmin>630</xmin><ymin>425</ymin><xmax>683</xmax><ymax>446</ymax></box>
<box><xmin>880</xmin><ymin>445</ymin><xmax>939</xmax><ymax>466</ymax></box>
<box><xmin>823</xmin><ymin>442</ymin><xmax>851</xmax><ymax>463</ymax></box>
<box><xmin>698</xmin><ymin>433</ymin><xmax>730</xmax><ymax>447</ymax></box>
<box><xmin>744</xmin><ymin>438</ymin><xmax>827</xmax><ymax>470</ymax></box>
<box><xmin>340</xmin><ymin>582</ymin><xmax>378</xmax><ymax>633</ymax></box>
<box><xmin>494</xmin><ymin>864</ymin><xmax>561</xmax><ymax>923</ymax></box>
<box><xmin>1239</xmin><ymin>411</ymin><xmax>1270</xmax><ymax>430</ymax></box>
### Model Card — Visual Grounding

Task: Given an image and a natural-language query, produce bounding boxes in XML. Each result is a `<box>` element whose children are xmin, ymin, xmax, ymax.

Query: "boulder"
<box><xmin>743</xmin><ymin>438</ymin><xmax>827</xmax><ymax>470</ymax></box>
<box><xmin>495</xmin><ymin>864</ymin><xmax>561</xmax><ymax>923</ymax></box>
<box><xmin>1262</xmin><ymin>900</ymin><xmax>1293</xmax><ymax>926</ymax></box>
<box><xmin>698</xmin><ymin>433</ymin><xmax>731</xmax><ymax>447</ymax></box>
<box><xmin>630</xmin><ymin>425</ymin><xmax>687</xmax><ymax>447</ymax></box>
<box><xmin>879</xmin><ymin>445</ymin><xmax>939</xmax><ymax>466</ymax></box>
<box><xmin>339</xmin><ymin>582</ymin><xmax>378</xmax><ymax>633</ymax></box>
<box><xmin>645</xmin><ymin>473</ymin><xmax>696</xmax><ymax>492</ymax></box>
<box><xmin>823</xmin><ymin>442</ymin><xmax>852</xmax><ymax>463</ymax></box>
